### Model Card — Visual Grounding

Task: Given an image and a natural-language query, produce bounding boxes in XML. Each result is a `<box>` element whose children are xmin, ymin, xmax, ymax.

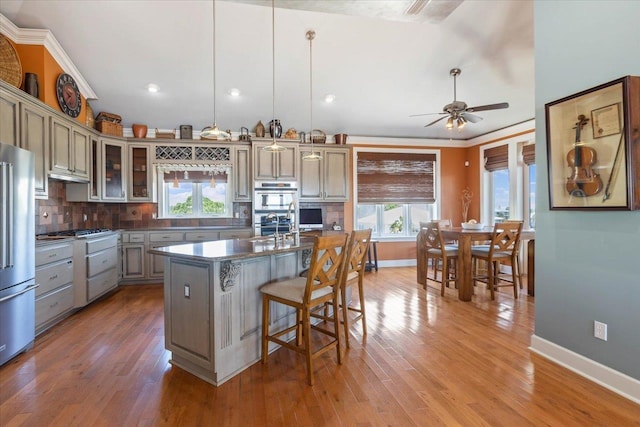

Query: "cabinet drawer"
<box><xmin>87</xmin><ymin>247</ymin><xmax>117</xmax><ymax>277</ymax></box>
<box><xmin>129</xmin><ymin>233</ymin><xmax>146</xmax><ymax>243</ymax></box>
<box><xmin>185</xmin><ymin>231</ymin><xmax>219</xmax><ymax>241</ymax></box>
<box><xmin>35</xmin><ymin>259</ymin><xmax>73</xmax><ymax>297</ymax></box>
<box><xmin>35</xmin><ymin>243</ymin><xmax>73</xmax><ymax>266</ymax></box>
<box><xmin>36</xmin><ymin>284</ymin><xmax>74</xmax><ymax>328</ymax></box>
<box><xmin>88</xmin><ymin>267</ymin><xmax>117</xmax><ymax>301</ymax></box>
<box><xmin>219</xmin><ymin>230</ymin><xmax>251</xmax><ymax>240</ymax></box>
<box><xmin>85</xmin><ymin>234</ymin><xmax>118</xmax><ymax>254</ymax></box>
<box><xmin>149</xmin><ymin>232</ymin><xmax>184</xmax><ymax>242</ymax></box>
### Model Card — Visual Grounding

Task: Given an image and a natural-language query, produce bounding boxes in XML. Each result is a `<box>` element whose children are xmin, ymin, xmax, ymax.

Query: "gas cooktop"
<box><xmin>37</xmin><ymin>228</ymin><xmax>113</xmax><ymax>239</ymax></box>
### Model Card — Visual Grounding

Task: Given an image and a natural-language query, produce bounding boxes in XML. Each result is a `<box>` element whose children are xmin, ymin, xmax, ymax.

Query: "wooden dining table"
<box><xmin>417</xmin><ymin>227</ymin><xmax>535</xmax><ymax>301</ymax></box>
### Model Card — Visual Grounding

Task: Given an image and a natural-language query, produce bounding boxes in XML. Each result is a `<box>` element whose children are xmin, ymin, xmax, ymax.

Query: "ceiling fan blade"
<box><xmin>466</xmin><ymin>102</ymin><xmax>509</xmax><ymax>112</ymax></box>
<box><xmin>462</xmin><ymin>112</ymin><xmax>483</xmax><ymax>123</ymax></box>
<box><xmin>409</xmin><ymin>112</ymin><xmax>446</xmax><ymax>118</ymax></box>
<box><xmin>424</xmin><ymin>116</ymin><xmax>449</xmax><ymax>127</ymax></box>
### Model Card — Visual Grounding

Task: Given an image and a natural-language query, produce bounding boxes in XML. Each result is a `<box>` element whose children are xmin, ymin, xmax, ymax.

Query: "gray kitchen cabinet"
<box><xmin>253</xmin><ymin>140</ymin><xmax>298</xmax><ymax>181</ymax></box>
<box><xmin>50</xmin><ymin>116</ymin><xmax>90</xmax><ymax>181</ymax></box>
<box><xmin>0</xmin><ymin>86</ymin><xmax>20</xmax><ymax>147</ymax></box>
<box><xmin>35</xmin><ymin>240</ymin><xmax>75</xmax><ymax>335</ymax></box>
<box><xmin>233</xmin><ymin>145</ymin><xmax>251</xmax><ymax>201</ymax></box>
<box><xmin>101</xmin><ymin>137</ymin><xmax>127</xmax><ymax>201</ymax></box>
<box><xmin>122</xmin><ymin>244</ymin><xmax>146</xmax><ymax>279</ymax></box>
<box><xmin>299</xmin><ymin>146</ymin><xmax>350</xmax><ymax>201</ymax></box>
<box><xmin>20</xmin><ymin>102</ymin><xmax>49</xmax><ymax>198</ymax></box>
<box><xmin>149</xmin><ymin>231</ymin><xmax>185</xmax><ymax>278</ymax></box>
<box><xmin>128</xmin><ymin>143</ymin><xmax>154</xmax><ymax>202</ymax></box>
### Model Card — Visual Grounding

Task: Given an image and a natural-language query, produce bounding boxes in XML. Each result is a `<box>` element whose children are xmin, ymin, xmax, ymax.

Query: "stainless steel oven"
<box><xmin>253</xmin><ymin>181</ymin><xmax>298</xmax><ymax>236</ymax></box>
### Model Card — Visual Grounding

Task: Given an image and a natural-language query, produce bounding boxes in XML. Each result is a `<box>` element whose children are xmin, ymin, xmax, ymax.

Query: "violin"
<box><xmin>566</xmin><ymin>114</ymin><xmax>602</xmax><ymax>197</ymax></box>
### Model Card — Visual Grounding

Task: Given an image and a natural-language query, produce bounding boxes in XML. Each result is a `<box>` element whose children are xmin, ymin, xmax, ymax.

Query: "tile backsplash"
<box><xmin>35</xmin><ymin>179</ymin><xmax>344</xmax><ymax>234</ymax></box>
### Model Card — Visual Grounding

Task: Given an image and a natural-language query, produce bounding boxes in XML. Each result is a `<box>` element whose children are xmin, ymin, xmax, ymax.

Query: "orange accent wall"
<box><xmin>13</xmin><ymin>42</ymin><xmax>87</xmax><ymax>125</ymax></box>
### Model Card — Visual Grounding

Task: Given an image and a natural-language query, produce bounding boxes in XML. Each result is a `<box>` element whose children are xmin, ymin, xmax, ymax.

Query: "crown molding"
<box><xmin>0</xmin><ymin>14</ymin><xmax>97</xmax><ymax>100</ymax></box>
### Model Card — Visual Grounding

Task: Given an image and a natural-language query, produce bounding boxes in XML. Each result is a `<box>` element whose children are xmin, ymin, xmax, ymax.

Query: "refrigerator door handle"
<box><xmin>0</xmin><ymin>162</ymin><xmax>14</xmax><ymax>269</ymax></box>
<box><xmin>0</xmin><ymin>284</ymin><xmax>38</xmax><ymax>303</ymax></box>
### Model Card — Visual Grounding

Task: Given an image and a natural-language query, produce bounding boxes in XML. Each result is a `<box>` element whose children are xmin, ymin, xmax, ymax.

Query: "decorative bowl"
<box><xmin>461</xmin><ymin>222</ymin><xmax>484</xmax><ymax>230</ymax></box>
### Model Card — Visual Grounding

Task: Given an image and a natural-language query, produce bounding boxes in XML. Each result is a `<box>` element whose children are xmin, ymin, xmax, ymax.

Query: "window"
<box><xmin>522</xmin><ymin>143</ymin><xmax>536</xmax><ymax>228</ymax></box>
<box><xmin>157</xmin><ymin>166</ymin><xmax>232</xmax><ymax>218</ymax></box>
<box><xmin>355</xmin><ymin>150</ymin><xmax>439</xmax><ymax>238</ymax></box>
<box><xmin>480</xmin><ymin>139</ymin><xmax>535</xmax><ymax>227</ymax></box>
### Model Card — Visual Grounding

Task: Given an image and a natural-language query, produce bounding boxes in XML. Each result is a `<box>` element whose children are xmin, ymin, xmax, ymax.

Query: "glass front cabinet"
<box><xmin>128</xmin><ymin>144</ymin><xmax>154</xmax><ymax>202</ymax></box>
<box><xmin>101</xmin><ymin>138</ymin><xmax>126</xmax><ymax>201</ymax></box>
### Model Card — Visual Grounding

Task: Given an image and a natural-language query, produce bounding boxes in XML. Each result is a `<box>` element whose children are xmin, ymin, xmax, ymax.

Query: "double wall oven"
<box><xmin>253</xmin><ymin>181</ymin><xmax>298</xmax><ymax>236</ymax></box>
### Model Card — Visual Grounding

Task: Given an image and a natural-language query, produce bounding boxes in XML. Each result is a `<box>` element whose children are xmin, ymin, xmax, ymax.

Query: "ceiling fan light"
<box><xmin>446</xmin><ymin>117</ymin><xmax>454</xmax><ymax>129</ymax></box>
<box><xmin>457</xmin><ymin>117</ymin><xmax>466</xmax><ymax>129</ymax></box>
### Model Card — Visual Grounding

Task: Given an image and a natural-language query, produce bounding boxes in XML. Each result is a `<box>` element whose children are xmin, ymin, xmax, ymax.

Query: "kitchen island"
<box><xmin>148</xmin><ymin>235</ymin><xmax>316</xmax><ymax>385</ymax></box>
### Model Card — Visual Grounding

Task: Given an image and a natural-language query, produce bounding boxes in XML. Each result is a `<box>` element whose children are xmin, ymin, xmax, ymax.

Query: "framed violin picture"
<box><xmin>545</xmin><ymin>75</ymin><xmax>640</xmax><ymax>210</ymax></box>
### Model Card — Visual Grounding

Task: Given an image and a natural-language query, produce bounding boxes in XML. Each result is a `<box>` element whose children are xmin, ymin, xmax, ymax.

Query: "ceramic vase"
<box><xmin>255</xmin><ymin>120</ymin><xmax>265</xmax><ymax>138</ymax></box>
<box><xmin>132</xmin><ymin>124</ymin><xmax>148</xmax><ymax>138</ymax></box>
<box><xmin>24</xmin><ymin>73</ymin><xmax>39</xmax><ymax>98</ymax></box>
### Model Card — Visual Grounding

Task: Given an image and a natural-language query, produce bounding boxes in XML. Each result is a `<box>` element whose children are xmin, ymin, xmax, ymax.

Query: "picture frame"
<box><xmin>545</xmin><ymin>76</ymin><xmax>640</xmax><ymax>210</ymax></box>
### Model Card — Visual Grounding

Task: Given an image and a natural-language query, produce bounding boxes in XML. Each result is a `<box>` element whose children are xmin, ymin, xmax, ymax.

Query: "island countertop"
<box><xmin>147</xmin><ymin>235</ymin><xmax>317</xmax><ymax>262</ymax></box>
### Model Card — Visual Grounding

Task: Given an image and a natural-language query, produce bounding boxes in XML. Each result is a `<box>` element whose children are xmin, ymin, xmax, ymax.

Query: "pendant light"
<box><xmin>173</xmin><ymin>171</ymin><xmax>179</xmax><ymax>188</ymax></box>
<box><xmin>200</xmin><ymin>0</ymin><xmax>229</xmax><ymax>140</ymax></box>
<box><xmin>302</xmin><ymin>30</ymin><xmax>322</xmax><ymax>161</ymax></box>
<box><xmin>262</xmin><ymin>0</ymin><xmax>286</xmax><ymax>153</ymax></box>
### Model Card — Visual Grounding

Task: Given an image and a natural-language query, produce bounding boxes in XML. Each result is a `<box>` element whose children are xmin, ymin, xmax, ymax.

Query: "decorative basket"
<box><xmin>95</xmin><ymin>120</ymin><xmax>123</xmax><ymax>137</ymax></box>
<box><xmin>155</xmin><ymin>128</ymin><xmax>176</xmax><ymax>139</ymax></box>
<box><xmin>0</xmin><ymin>34</ymin><xmax>22</xmax><ymax>88</ymax></box>
<box><xmin>310</xmin><ymin>129</ymin><xmax>326</xmax><ymax>144</ymax></box>
<box><xmin>95</xmin><ymin>111</ymin><xmax>122</xmax><ymax>123</ymax></box>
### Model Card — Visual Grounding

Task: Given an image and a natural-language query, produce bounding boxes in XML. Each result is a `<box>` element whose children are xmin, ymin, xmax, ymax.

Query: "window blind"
<box><xmin>357</xmin><ymin>152</ymin><xmax>436</xmax><ymax>203</ymax></box>
<box><xmin>484</xmin><ymin>145</ymin><xmax>509</xmax><ymax>171</ymax></box>
<box><xmin>522</xmin><ymin>144</ymin><xmax>535</xmax><ymax>165</ymax></box>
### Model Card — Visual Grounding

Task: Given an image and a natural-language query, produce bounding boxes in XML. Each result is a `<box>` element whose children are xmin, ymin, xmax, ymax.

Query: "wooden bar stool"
<box><xmin>260</xmin><ymin>234</ymin><xmax>349</xmax><ymax>385</ymax></box>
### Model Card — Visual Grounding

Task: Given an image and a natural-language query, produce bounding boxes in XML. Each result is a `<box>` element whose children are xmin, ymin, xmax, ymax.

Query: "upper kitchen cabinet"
<box><xmin>253</xmin><ymin>140</ymin><xmax>298</xmax><ymax>181</ymax></box>
<box><xmin>20</xmin><ymin>102</ymin><xmax>49</xmax><ymax>198</ymax></box>
<box><xmin>50</xmin><ymin>116</ymin><xmax>90</xmax><ymax>182</ymax></box>
<box><xmin>233</xmin><ymin>145</ymin><xmax>251</xmax><ymax>201</ymax></box>
<box><xmin>299</xmin><ymin>146</ymin><xmax>350</xmax><ymax>202</ymax></box>
<box><xmin>128</xmin><ymin>143</ymin><xmax>154</xmax><ymax>202</ymax></box>
<box><xmin>0</xmin><ymin>86</ymin><xmax>20</xmax><ymax>147</ymax></box>
<box><xmin>67</xmin><ymin>136</ymin><xmax>127</xmax><ymax>202</ymax></box>
<box><xmin>101</xmin><ymin>137</ymin><xmax>126</xmax><ymax>201</ymax></box>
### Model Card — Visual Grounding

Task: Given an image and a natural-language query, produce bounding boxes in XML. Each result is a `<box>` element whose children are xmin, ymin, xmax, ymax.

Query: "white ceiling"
<box><xmin>0</xmin><ymin>0</ymin><xmax>534</xmax><ymax>141</ymax></box>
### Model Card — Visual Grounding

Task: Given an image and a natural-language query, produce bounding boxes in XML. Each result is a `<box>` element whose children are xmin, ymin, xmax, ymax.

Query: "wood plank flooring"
<box><xmin>1</xmin><ymin>267</ymin><xmax>639</xmax><ymax>426</ymax></box>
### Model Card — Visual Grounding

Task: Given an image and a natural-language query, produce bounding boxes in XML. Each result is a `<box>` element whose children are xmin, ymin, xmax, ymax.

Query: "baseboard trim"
<box><xmin>378</xmin><ymin>259</ymin><xmax>416</xmax><ymax>268</ymax></box>
<box><xmin>530</xmin><ymin>335</ymin><xmax>640</xmax><ymax>404</ymax></box>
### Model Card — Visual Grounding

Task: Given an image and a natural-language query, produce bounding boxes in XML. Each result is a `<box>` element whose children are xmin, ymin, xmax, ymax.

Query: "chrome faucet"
<box><xmin>286</xmin><ymin>200</ymin><xmax>300</xmax><ymax>245</ymax></box>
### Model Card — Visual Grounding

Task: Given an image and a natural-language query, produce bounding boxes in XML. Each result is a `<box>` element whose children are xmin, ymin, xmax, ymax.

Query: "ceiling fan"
<box><xmin>411</xmin><ymin>68</ymin><xmax>509</xmax><ymax>129</ymax></box>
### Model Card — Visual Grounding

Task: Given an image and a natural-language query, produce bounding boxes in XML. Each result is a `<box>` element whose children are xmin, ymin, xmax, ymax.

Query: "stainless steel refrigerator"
<box><xmin>0</xmin><ymin>142</ymin><xmax>36</xmax><ymax>366</ymax></box>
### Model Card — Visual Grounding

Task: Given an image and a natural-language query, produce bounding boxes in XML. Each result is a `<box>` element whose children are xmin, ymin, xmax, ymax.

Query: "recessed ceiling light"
<box><xmin>324</xmin><ymin>94</ymin><xmax>335</xmax><ymax>103</ymax></box>
<box><xmin>228</xmin><ymin>88</ymin><xmax>241</xmax><ymax>97</ymax></box>
<box><xmin>146</xmin><ymin>84</ymin><xmax>159</xmax><ymax>93</ymax></box>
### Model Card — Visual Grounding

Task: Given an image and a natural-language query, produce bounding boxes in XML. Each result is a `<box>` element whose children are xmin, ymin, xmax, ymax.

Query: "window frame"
<box><xmin>156</xmin><ymin>166</ymin><xmax>233</xmax><ymax>219</ymax></box>
<box><xmin>353</xmin><ymin>147</ymin><xmax>441</xmax><ymax>241</ymax></box>
<box><xmin>479</xmin><ymin>139</ymin><xmax>535</xmax><ymax>227</ymax></box>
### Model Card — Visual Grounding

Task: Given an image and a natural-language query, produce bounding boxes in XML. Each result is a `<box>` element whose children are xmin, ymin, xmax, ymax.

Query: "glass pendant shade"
<box><xmin>302</xmin><ymin>29</ymin><xmax>322</xmax><ymax>161</ymax></box>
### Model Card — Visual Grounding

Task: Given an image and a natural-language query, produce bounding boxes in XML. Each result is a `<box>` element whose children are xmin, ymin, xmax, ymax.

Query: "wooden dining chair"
<box><xmin>421</xmin><ymin>219</ymin><xmax>456</xmax><ymax>278</ymax></box>
<box><xmin>422</xmin><ymin>221</ymin><xmax>458</xmax><ymax>296</ymax></box>
<box><xmin>260</xmin><ymin>233</ymin><xmax>349</xmax><ymax>386</ymax></box>
<box><xmin>339</xmin><ymin>229</ymin><xmax>372</xmax><ymax>349</ymax></box>
<box><xmin>471</xmin><ymin>221</ymin><xmax>523</xmax><ymax>299</ymax></box>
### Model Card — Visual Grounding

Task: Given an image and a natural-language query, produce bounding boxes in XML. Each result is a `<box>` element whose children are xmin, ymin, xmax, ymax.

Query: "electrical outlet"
<box><xmin>184</xmin><ymin>284</ymin><xmax>190</xmax><ymax>298</ymax></box>
<box><xmin>594</xmin><ymin>321</ymin><xmax>607</xmax><ymax>341</ymax></box>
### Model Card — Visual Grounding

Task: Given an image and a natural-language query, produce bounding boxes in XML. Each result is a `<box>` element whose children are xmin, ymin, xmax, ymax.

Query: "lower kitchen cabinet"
<box><xmin>74</xmin><ymin>233</ymin><xmax>118</xmax><ymax>305</ymax></box>
<box><xmin>35</xmin><ymin>240</ymin><xmax>75</xmax><ymax>335</ymax></box>
<box><xmin>118</xmin><ymin>228</ymin><xmax>253</xmax><ymax>284</ymax></box>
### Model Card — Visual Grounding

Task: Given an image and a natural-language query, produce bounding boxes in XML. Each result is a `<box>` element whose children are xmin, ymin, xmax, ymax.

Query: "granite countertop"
<box><xmin>119</xmin><ymin>226</ymin><xmax>251</xmax><ymax>232</ymax></box>
<box><xmin>148</xmin><ymin>235</ymin><xmax>317</xmax><ymax>262</ymax></box>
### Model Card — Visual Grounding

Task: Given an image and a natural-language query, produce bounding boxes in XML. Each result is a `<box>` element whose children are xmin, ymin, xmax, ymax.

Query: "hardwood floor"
<box><xmin>1</xmin><ymin>267</ymin><xmax>639</xmax><ymax>426</ymax></box>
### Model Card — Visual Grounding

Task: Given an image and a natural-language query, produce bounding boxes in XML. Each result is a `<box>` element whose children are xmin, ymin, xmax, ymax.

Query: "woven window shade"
<box><xmin>357</xmin><ymin>152</ymin><xmax>436</xmax><ymax>203</ymax></box>
<box><xmin>484</xmin><ymin>145</ymin><xmax>509</xmax><ymax>171</ymax></box>
<box><xmin>522</xmin><ymin>144</ymin><xmax>535</xmax><ymax>165</ymax></box>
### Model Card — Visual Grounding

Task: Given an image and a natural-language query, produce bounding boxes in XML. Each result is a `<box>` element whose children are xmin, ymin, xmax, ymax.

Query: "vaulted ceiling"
<box><xmin>0</xmin><ymin>0</ymin><xmax>534</xmax><ymax>140</ymax></box>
